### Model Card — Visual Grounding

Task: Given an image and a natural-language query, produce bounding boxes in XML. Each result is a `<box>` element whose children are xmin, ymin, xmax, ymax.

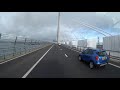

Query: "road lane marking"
<box><xmin>22</xmin><ymin>45</ymin><xmax>54</xmax><ymax>78</ymax></box>
<box><xmin>65</xmin><ymin>54</ymin><xmax>68</xmax><ymax>57</ymax></box>
<box><xmin>108</xmin><ymin>63</ymin><xmax>120</xmax><ymax>69</ymax></box>
<box><xmin>60</xmin><ymin>49</ymin><xmax>62</xmax><ymax>50</ymax></box>
<box><xmin>0</xmin><ymin>44</ymin><xmax>52</xmax><ymax>65</ymax></box>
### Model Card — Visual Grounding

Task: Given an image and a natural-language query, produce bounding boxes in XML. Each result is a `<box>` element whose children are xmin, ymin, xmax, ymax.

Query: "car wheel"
<box><xmin>78</xmin><ymin>56</ymin><xmax>82</xmax><ymax>61</ymax></box>
<box><xmin>102</xmin><ymin>65</ymin><xmax>106</xmax><ymax>68</ymax></box>
<box><xmin>89</xmin><ymin>61</ymin><xmax>94</xmax><ymax>69</ymax></box>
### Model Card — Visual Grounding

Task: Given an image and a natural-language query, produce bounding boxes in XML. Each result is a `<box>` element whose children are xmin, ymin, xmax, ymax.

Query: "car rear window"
<box><xmin>97</xmin><ymin>51</ymin><xmax>107</xmax><ymax>56</ymax></box>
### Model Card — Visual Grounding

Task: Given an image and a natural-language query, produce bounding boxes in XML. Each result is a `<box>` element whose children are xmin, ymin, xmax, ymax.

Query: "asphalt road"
<box><xmin>0</xmin><ymin>44</ymin><xmax>120</xmax><ymax>78</ymax></box>
<box><xmin>0</xmin><ymin>44</ymin><xmax>52</xmax><ymax>78</ymax></box>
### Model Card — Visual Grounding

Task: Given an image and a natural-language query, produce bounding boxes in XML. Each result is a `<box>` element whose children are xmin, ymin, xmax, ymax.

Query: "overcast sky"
<box><xmin>0</xmin><ymin>12</ymin><xmax>120</xmax><ymax>42</ymax></box>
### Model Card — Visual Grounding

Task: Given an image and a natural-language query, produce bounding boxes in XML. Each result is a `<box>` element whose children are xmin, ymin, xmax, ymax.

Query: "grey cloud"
<box><xmin>61</xmin><ymin>12</ymin><xmax>114</xmax><ymax>29</ymax></box>
<box><xmin>0</xmin><ymin>12</ymin><xmax>119</xmax><ymax>41</ymax></box>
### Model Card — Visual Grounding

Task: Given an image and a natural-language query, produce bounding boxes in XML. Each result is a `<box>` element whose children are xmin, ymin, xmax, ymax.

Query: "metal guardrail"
<box><xmin>0</xmin><ymin>42</ymin><xmax>51</xmax><ymax>62</ymax></box>
<box><xmin>110</xmin><ymin>56</ymin><xmax>120</xmax><ymax>60</ymax></box>
<box><xmin>106</xmin><ymin>51</ymin><xmax>120</xmax><ymax>60</ymax></box>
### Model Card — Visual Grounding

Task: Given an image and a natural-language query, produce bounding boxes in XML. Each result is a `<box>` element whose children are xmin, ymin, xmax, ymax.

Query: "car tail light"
<box><xmin>95</xmin><ymin>56</ymin><xmax>99</xmax><ymax>60</ymax></box>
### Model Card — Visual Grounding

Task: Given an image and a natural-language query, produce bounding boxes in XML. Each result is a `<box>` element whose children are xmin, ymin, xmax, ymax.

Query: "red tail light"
<box><xmin>95</xmin><ymin>56</ymin><xmax>99</xmax><ymax>60</ymax></box>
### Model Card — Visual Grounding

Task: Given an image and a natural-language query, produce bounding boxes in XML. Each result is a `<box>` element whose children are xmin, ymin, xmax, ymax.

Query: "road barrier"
<box><xmin>0</xmin><ymin>40</ymin><xmax>51</xmax><ymax>63</ymax></box>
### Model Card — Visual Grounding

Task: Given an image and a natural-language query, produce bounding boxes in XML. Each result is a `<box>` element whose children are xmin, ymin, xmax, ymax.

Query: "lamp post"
<box><xmin>57</xmin><ymin>12</ymin><xmax>60</xmax><ymax>44</ymax></box>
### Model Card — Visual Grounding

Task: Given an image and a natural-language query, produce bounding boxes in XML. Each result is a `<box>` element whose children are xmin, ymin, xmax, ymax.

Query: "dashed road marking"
<box><xmin>65</xmin><ymin>54</ymin><xmax>68</xmax><ymax>57</ymax></box>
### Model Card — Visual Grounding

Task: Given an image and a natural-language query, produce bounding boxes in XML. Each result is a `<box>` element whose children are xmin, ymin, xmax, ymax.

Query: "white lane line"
<box><xmin>108</xmin><ymin>63</ymin><xmax>120</xmax><ymax>69</ymax></box>
<box><xmin>22</xmin><ymin>45</ymin><xmax>54</xmax><ymax>78</ymax></box>
<box><xmin>65</xmin><ymin>54</ymin><xmax>68</xmax><ymax>57</ymax></box>
<box><xmin>0</xmin><ymin>44</ymin><xmax>51</xmax><ymax>65</ymax></box>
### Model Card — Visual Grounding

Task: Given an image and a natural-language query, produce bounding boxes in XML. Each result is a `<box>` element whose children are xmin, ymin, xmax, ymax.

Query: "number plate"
<box><xmin>102</xmin><ymin>57</ymin><xmax>106</xmax><ymax>60</ymax></box>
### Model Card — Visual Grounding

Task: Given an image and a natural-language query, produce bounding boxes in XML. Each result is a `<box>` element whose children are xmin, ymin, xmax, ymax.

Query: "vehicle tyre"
<box><xmin>78</xmin><ymin>56</ymin><xmax>82</xmax><ymax>61</ymax></box>
<box><xmin>89</xmin><ymin>61</ymin><xmax>94</xmax><ymax>69</ymax></box>
<box><xmin>102</xmin><ymin>65</ymin><xmax>106</xmax><ymax>68</ymax></box>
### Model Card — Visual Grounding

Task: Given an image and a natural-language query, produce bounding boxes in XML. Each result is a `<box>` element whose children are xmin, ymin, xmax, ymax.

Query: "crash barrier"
<box><xmin>0</xmin><ymin>42</ymin><xmax>51</xmax><ymax>62</ymax></box>
<box><xmin>106</xmin><ymin>51</ymin><xmax>120</xmax><ymax>60</ymax></box>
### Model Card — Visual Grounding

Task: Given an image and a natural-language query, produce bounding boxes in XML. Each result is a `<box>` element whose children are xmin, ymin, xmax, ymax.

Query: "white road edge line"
<box><xmin>0</xmin><ymin>44</ymin><xmax>52</xmax><ymax>65</ymax></box>
<box><xmin>65</xmin><ymin>54</ymin><xmax>68</xmax><ymax>57</ymax></box>
<box><xmin>22</xmin><ymin>44</ymin><xmax>54</xmax><ymax>78</ymax></box>
<box><xmin>108</xmin><ymin>63</ymin><xmax>120</xmax><ymax>69</ymax></box>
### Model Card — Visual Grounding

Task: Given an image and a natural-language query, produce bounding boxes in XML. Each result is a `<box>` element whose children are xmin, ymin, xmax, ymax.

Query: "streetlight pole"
<box><xmin>57</xmin><ymin>12</ymin><xmax>60</xmax><ymax>44</ymax></box>
<box><xmin>0</xmin><ymin>33</ymin><xmax>1</xmax><ymax>39</ymax></box>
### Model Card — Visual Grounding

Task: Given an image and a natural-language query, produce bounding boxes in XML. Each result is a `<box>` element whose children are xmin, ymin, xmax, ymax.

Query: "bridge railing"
<box><xmin>0</xmin><ymin>39</ymin><xmax>51</xmax><ymax>63</ymax></box>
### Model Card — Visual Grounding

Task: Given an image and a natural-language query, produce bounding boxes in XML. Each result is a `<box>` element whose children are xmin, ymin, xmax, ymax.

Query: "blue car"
<box><xmin>78</xmin><ymin>48</ymin><xmax>110</xmax><ymax>69</ymax></box>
